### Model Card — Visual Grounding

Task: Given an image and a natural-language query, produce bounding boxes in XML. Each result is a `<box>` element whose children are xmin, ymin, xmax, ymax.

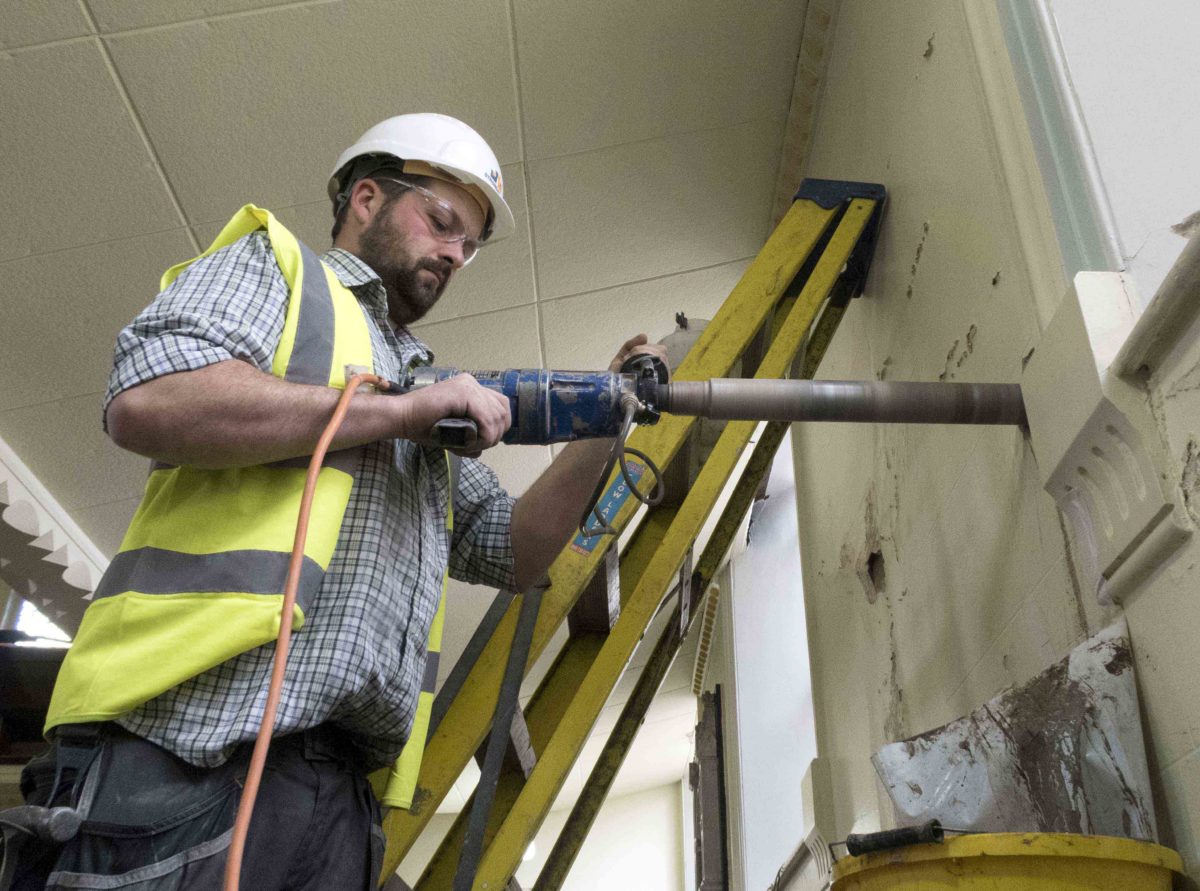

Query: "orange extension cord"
<box><xmin>223</xmin><ymin>372</ymin><xmax>385</xmax><ymax>891</ymax></box>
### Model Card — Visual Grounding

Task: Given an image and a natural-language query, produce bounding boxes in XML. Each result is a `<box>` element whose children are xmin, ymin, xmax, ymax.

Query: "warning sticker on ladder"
<box><xmin>570</xmin><ymin>460</ymin><xmax>646</xmax><ymax>555</ymax></box>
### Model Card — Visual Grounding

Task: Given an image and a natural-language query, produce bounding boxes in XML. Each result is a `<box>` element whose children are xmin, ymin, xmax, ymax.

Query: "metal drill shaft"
<box><xmin>659</xmin><ymin>379</ymin><xmax>1027</xmax><ymax>426</ymax></box>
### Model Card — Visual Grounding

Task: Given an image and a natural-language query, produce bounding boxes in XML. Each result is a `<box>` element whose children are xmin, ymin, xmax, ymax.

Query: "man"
<box><xmin>17</xmin><ymin>114</ymin><xmax>666</xmax><ymax>890</ymax></box>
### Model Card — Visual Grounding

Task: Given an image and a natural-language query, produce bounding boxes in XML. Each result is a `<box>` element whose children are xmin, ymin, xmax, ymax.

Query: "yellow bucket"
<box><xmin>832</xmin><ymin>832</ymin><xmax>1183</xmax><ymax>890</ymax></box>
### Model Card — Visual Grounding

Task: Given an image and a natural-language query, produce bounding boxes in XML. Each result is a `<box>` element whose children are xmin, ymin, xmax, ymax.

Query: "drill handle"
<box><xmin>379</xmin><ymin>368</ymin><xmax>481</xmax><ymax>450</ymax></box>
<box><xmin>431</xmin><ymin>417</ymin><xmax>479</xmax><ymax>450</ymax></box>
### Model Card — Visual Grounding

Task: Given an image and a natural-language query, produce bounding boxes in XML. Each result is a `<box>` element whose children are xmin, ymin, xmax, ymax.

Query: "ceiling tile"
<box><xmin>514</xmin><ymin>0</ymin><xmax>805</xmax><ymax>159</ymax></box>
<box><xmin>540</xmin><ymin>259</ymin><xmax>751</xmax><ymax>371</ymax></box>
<box><xmin>664</xmin><ymin>632</ymin><xmax>698</xmax><ymax>691</ymax></box>
<box><xmin>0</xmin><ymin>392</ymin><xmax>151</xmax><ymax>511</ymax></box>
<box><xmin>0</xmin><ymin>228</ymin><xmax>197</xmax><ymax>412</ymax></box>
<box><xmin>611</xmin><ymin>712</ymin><xmax>693</xmax><ymax>795</ymax></box>
<box><xmin>0</xmin><ymin>2</ymin><xmax>90</xmax><ymax>49</ymax></box>
<box><xmin>571</xmin><ymin>711</ymin><xmax>691</xmax><ymax>801</ymax></box>
<box><xmin>413</xmin><ymin>304</ymin><xmax>542</xmax><ymax>368</ymax></box>
<box><xmin>0</xmin><ymin>41</ymin><xmax>183</xmax><ymax>261</ymax></box>
<box><xmin>520</xmin><ymin>622</ymin><xmax>568</xmax><ymax>702</ymax></box>
<box><xmin>528</xmin><ymin>118</ymin><xmax>782</xmax><ymax>300</ymax></box>
<box><xmin>455</xmin><ymin>758</ymin><xmax>481</xmax><ymax>794</ymax></box>
<box><xmin>105</xmin><ymin>0</ymin><xmax>521</xmax><ymax>226</ymax></box>
<box><xmin>72</xmin><ymin>497</ymin><xmax>140</xmax><ymax>558</ymax></box>
<box><xmin>88</xmin><ymin>0</ymin><xmax>296</xmax><ymax>32</ymax></box>
<box><xmin>593</xmin><ymin>683</ymin><xmax>696</xmax><ymax>741</ymax></box>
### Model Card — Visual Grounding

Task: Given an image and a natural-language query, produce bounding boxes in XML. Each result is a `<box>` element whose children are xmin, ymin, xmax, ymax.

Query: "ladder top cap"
<box><xmin>794</xmin><ymin>179</ymin><xmax>887</xmax><ymax>209</ymax></box>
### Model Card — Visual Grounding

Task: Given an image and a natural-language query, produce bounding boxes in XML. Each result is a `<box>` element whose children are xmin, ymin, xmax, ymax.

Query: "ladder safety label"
<box><xmin>570</xmin><ymin>460</ymin><xmax>646</xmax><ymax>554</ymax></box>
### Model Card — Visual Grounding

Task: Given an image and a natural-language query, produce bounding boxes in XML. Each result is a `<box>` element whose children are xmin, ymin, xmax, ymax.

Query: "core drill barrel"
<box><xmin>658</xmin><ymin>379</ymin><xmax>1027</xmax><ymax>426</ymax></box>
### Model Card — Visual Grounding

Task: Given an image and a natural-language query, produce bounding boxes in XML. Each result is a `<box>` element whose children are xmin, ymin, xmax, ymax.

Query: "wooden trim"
<box><xmin>0</xmin><ymin>433</ymin><xmax>108</xmax><ymax>572</ymax></box>
<box><xmin>1115</xmin><ymin>231</ymin><xmax>1200</xmax><ymax>377</ymax></box>
<box><xmin>0</xmin><ymin>432</ymin><xmax>107</xmax><ymax>635</ymax></box>
<box><xmin>770</xmin><ymin>0</ymin><xmax>841</xmax><ymax>226</ymax></box>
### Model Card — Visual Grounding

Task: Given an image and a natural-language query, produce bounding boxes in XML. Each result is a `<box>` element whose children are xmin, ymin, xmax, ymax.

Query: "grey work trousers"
<box><xmin>14</xmin><ymin>723</ymin><xmax>385</xmax><ymax>890</ymax></box>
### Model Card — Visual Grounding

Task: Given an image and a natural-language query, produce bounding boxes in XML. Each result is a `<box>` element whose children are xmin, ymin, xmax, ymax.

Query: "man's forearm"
<box><xmin>507</xmin><ymin>334</ymin><xmax>670</xmax><ymax>590</ymax></box>
<box><xmin>107</xmin><ymin>360</ymin><xmax>412</xmax><ymax>468</ymax></box>
<box><xmin>509</xmin><ymin>438</ymin><xmax>615</xmax><ymax>591</ymax></box>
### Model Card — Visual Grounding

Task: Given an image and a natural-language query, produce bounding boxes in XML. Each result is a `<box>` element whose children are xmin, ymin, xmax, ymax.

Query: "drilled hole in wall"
<box><xmin>867</xmin><ymin>550</ymin><xmax>886</xmax><ymax>598</ymax></box>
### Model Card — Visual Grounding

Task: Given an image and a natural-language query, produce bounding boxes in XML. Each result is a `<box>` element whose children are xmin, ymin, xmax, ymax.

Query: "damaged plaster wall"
<box><xmin>788</xmin><ymin>0</ymin><xmax>1127</xmax><ymax>855</ymax></box>
<box><xmin>786</xmin><ymin>0</ymin><xmax>1200</xmax><ymax>877</ymax></box>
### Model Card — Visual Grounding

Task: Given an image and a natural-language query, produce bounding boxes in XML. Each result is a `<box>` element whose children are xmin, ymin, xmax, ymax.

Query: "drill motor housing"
<box><xmin>395</xmin><ymin>360</ymin><xmax>665</xmax><ymax>446</ymax></box>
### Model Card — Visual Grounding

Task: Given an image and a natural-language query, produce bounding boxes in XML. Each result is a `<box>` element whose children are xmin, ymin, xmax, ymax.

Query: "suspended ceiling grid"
<box><xmin>0</xmin><ymin>0</ymin><xmax>817</xmax><ymax>809</ymax></box>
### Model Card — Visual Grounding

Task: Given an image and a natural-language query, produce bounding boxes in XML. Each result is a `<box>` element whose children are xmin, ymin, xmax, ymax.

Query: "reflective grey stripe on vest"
<box><xmin>283</xmin><ymin>242</ymin><xmax>336</xmax><ymax>385</ymax></box>
<box><xmin>421</xmin><ymin>652</ymin><xmax>439</xmax><ymax>694</ymax></box>
<box><xmin>94</xmin><ymin>547</ymin><xmax>323</xmax><ymax>613</ymax></box>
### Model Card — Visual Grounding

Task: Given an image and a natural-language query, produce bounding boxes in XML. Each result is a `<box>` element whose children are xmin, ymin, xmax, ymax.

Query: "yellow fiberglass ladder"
<box><xmin>377</xmin><ymin>179</ymin><xmax>887</xmax><ymax>891</ymax></box>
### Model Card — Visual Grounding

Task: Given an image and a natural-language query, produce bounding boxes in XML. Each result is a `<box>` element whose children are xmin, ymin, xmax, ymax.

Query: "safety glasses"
<box><xmin>374</xmin><ymin>177</ymin><xmax>484</xmax><ymax>265</ymax></box>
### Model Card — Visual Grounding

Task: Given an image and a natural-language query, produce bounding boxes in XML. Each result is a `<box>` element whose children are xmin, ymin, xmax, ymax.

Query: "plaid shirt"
<box><xmin>105</xmin><ymin>231</ymin><xmax>516</xmax><ymax>771</ymax></box>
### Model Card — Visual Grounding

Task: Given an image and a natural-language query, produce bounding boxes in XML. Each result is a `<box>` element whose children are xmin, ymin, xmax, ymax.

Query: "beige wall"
<box><xmin>788</xmin><ymin>0</ymin><xmax>1200</xmax><ymax>878</ymax></box>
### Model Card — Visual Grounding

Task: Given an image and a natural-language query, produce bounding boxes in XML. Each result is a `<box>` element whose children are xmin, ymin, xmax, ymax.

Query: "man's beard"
<box><xmin>357</xmin><ymin>208</ymin><xmax>451</xmax><ymax>327</ymax></box>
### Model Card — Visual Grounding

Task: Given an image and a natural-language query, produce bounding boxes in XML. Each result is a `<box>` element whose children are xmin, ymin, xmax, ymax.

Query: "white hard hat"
<box><xmin>328</xmin><ymin>113</ymin><xmax>515</xmax><ymax>243</ymax></box>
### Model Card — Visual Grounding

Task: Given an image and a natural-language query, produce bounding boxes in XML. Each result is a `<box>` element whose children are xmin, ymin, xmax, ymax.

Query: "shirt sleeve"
<box><xmin>448</xmin><ymin>457</ymin><xmax>517</xmax><ymax>590</ymax></box>
<box><xmin>103</xmin><ymin>231</ymin><xmax>289</xmax><ymax>429</ymax></box>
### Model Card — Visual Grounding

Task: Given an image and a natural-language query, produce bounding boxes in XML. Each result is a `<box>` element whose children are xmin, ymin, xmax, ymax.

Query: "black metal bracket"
<box><xmin>793</xmin><ymin>178</ymin><xmax>888</xmax><ymax>301</ymax></box>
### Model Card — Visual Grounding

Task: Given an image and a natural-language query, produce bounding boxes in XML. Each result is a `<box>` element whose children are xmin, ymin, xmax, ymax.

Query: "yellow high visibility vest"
<box><xmin>46</xmin><ymin>205</ymin><xmax>444</xmax><ymax>810</ymax></box>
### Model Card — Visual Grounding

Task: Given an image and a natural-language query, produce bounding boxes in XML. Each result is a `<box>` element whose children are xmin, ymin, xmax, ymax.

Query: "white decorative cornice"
<box><xmin>0</xmin><ymin>434</ymin><xmax>108</xmax><ymax>636</ymax></box>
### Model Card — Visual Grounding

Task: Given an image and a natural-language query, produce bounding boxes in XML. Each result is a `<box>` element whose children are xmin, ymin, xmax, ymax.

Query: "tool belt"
<box><xmin>1</xmin><ymin>722</ymin><xmax>373</xmax><ymax>890</ymax></box>
<box><xmin>0</xmin><ymin>724</ymin><xmax>102</xmax><ymax>890</ymax></box>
